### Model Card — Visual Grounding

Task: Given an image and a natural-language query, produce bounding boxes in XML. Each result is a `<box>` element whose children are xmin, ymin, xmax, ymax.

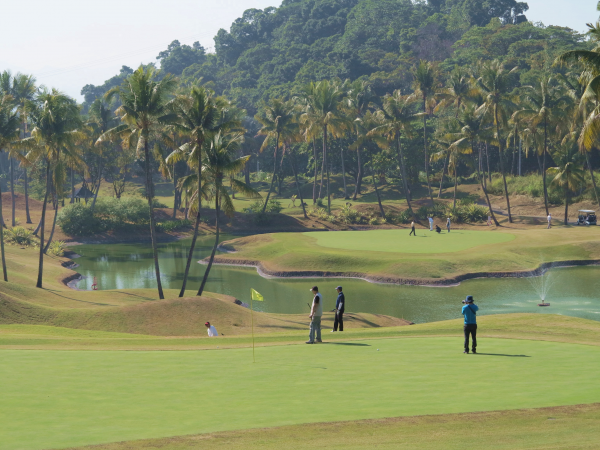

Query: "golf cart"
<box><xmin>577</xmin><ymin>210</ymin><xmax>597</xmax><ymax>226</ymax></box>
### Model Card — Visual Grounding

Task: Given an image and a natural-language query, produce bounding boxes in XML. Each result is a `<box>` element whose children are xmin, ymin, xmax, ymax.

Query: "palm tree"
<box><xmin>101</xmin><ymin>66</ymin><xmax>176</xmax><ymax>300</ymax></box>
<box><xmin>255</xmin><ymin>98</ymin><xmax>296</xmax><ymax>213</ymax></box>
<box><xmin>436</xmin><ymin>66</ymin><xmax>474</xmax><ymax>118</ymax></box>
<box><xmin>475</xmin><ymin>60</ymin><xmax>519</xmax><ymax>223</ymax></box>
<box><xmin>346</xmin><ymin>80</ymin><xmax>377</xmax><ymax>200</ymax></box>
<box><xmin>512</xmin><ymin>77</ymin><xmax>571</xmax><ymax>215</ymax></box>
<box><xmin>369</xmin><ymin>91</ymin><xmax>419</xmax><ymax>215</ymax></box>
<box><xmin>0</xmin><ymin>93</ymin><xmax>20</xmax><ymax>281</ymax></box>
<box><xmin>197</xmin><ymin>131</ymin><xmax>259</xmax><ymax>296</ymax></box>
<box><xmin>298</xmin><ymin>80</ymin><xmax>349</xmax><ymax>214</ymax></box>
<box><xmin>18</xmin><ymin>89</ymin><xmax>83</xmax><ymax>288</ymax></box>
<box><xmin>547</xmin><ymin>137</ymin><xmax>586</xmax><ymax>225</ymax></box>
<box><xmin>411</xmin><ymin>60</ymin><xmax>438</xmax><ymax>205</ymax></box>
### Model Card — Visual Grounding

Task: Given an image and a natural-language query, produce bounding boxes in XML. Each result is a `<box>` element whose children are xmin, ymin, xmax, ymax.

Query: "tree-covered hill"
<box><xmin>81</xmin><ymin>0</ymin><xmax>587</xmax><ymax>114</ymax></box>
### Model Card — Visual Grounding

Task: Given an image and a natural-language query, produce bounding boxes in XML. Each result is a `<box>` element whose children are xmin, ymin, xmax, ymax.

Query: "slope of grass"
<box><xmin>217</xmin><ymin>227</ymin><xmax>600</xmax><ymax>281</ymax></box>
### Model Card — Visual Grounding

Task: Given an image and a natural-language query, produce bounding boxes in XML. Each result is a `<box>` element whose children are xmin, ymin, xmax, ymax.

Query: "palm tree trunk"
<box><xmin>172</xmin><ymin>163</ymin><xmax>178</xmax><ymax>219</ymax></box>
<box><xmin>341</xmin><ymin>147</ymin><xmax>348</xmax><ymax>199</ymax></box>
<box><xmin>70</xmin><ymin>169</ymin><xmax>75</xmax><ymax>204</ymax></box>
<box><xmin>179</xmin><ymin>156</ymin><xmax>202</xmax><ymax>297</ymax></box>
<box><xmin>262</xmin><ymin>135</ymin><xmax>279</xmax><ymax>213</ymax></box>
<box><xmin>564</xmin><ymin>186</ymin><xmax>569</xmax><ymax>225</ymax></box>
<box><xmin>10</xmin><ymin>157</ymin><xmax>15</xmax><ymax>227</ymax></box>
<box><xmin>198</xmin><ymin>191</ymin><xmax>219</xmax><ymax>296</ymax></box>
<box><xmin>291</xmin><ymin>149</ymin><xmax>308</xmax><ymax>219</ymax></box>
<box><xmin>324</xmin><ymin>126</ymin><xmax>331</xmax><ymax>213</ymax></box>
<box><xmin>312</xmin><ymin>138</ymin><xmax>318</xmax><ymax>204</ymax></box>
<box><xmin>585</xmin><ymin>152</ymin><xmax>600</xmax><ymax>208</ymax></box>
<box><xmin>36</xmin><ymin>160</ymin><xmax>51</xmax><ymax>288</ymax></box>
<box><xmin>495</xmin><ymin>109</ymin><xmax>512</xmax><ymax>223</ymax></box>
<box><xmin>90</xmin><ymin>164</ymin><xmax>103</xmax><ymax>213</ymax></box>
<box><xmin>353</xmin><ymin>130</ymin><xmax>362</xmax><ymax>201</ymax></box>
<box><xmin>370</xmin><ymin>163</ymin><xmax>385</xmax><ymax>220</ymax></box>
<box><xmin>144</xmin><ymin>139</ymin><xmax>164</xmax><ymax>300</ymax></box>
<box><xmin>319</xmin><ymin>139</ymin><xmax>325</xmax><ymax>200</ymax></box>
<box><xmin>0</xmin><ymin>181</ymin><xmax>7</xmax><ymax>281</ymax></box>
<box><xmin>423</xmin><ymin>98</ymin><xmax>434</xmax><ymax>205</ymax></box>
<box><xmin>452</xmin><ymin>166</ymin><xmax>458</xmax><ymax>210</ymax></box>
<box><xmin>486</xmin><ymin>143</ymin><xmax>491</xmax><ymax>182</ymax></box>
<box><xmin>395</xmin><ymin>136</ymin><xmax>414</xmax><ymax>215</ymax></box>
<box><xmin>542</xmin><ymin>118</ymin><xmax>549</xmax><ymax>215</ymax></box>
<box><xmin>24</xmin><ymin>168</ymin><xmax>32</xmax><ymax>223</ymax></box>
<box><xmin>43</xmin><ymin>190</ymin><xmax>59</xmax><ymax>254</ymax></box>
<box><xmin>438</xmin><ymin>154</ymin><xmax>448</xmax><ymax>198</ymax></box>
<box><xmin>476</xmin><ymin>143</ymin><xmax>499</xmax><ymax>226</ymax></box>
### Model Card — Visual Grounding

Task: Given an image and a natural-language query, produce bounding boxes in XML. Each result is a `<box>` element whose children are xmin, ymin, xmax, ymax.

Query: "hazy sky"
<box><xmin>0</xmin><ymin>0</ymin><xmax>595</xmax><ymax>100</ymax></box>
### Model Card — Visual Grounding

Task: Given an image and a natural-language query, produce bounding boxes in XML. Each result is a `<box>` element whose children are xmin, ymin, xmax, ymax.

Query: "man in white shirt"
<box><xmin>205</xmin><ymin>322</ymin><xmax>219</xmax><ymax>337</ymax></box>
<box><xmin>428</xmin><ymin>216</ymin><xmax>434</xmax><ymax>231</ymax></box>
<box><xmin>306</xmin><ymin>286</ymin><xmax>323</xmax><ymax>344</ymax></box>
<box><xmin>547</xmin><ymin>213</ymin><xmax>552</xmax><ymax>229</ymax></box>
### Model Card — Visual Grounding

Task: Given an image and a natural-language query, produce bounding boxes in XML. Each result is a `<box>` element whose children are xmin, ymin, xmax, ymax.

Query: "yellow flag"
<box><xmin>251</xmin><ymin>289</ymin><xmax>264</xmax><ymax>301</ymax></box>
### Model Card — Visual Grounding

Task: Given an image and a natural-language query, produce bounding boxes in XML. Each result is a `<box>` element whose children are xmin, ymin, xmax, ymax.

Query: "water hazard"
<box><xmin>71</xmin><ymin>235</ymin><xmax>600</xmax><ymax>324</ymax></box>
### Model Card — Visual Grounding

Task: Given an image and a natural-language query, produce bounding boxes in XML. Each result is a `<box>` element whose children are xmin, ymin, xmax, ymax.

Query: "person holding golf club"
<box><xmin>332</xmin><ymin>286</ymin><xmax>345</xmax><ymax>332</ymax></box>
<box><xmin>307</xmin><ymin>286</ymin><xmax>323</xmax><ymax>344</ymax></box>
<box><xmin>462</xmin><ymin>296</ymin><xmax>478</xmax><ymax>354</ymax></box>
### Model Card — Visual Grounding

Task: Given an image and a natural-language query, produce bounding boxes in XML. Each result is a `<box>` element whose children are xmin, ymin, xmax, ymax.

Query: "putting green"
<box><xmin>1</xmin><ymin>337</ymin><xmax>599</xmax><ymax>450</ymax></box>
<box><xmin>303</xmin><ymin>229</ymin><xmax>515</xmax><ymax>254</ymax></box>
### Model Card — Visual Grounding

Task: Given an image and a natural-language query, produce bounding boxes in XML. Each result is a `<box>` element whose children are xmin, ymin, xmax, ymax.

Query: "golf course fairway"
<box><xmin>2</xmin><ymin>336</ymin><xmax>599</xmax><ymax>450</ymax></box>
<box><xmin>303</xmin><ymin>229</ymin><xmax>515</xmax><ymax>253</ymax></box>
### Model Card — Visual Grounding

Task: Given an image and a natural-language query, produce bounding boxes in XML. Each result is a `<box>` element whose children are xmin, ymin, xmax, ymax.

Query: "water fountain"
<box><xmin>526</xmin><ymin>263</ymin><xmax>556</xmax><ymax>307</ymax></box>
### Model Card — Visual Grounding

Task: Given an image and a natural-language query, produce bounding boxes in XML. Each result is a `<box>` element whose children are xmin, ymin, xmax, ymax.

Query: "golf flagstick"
<box><xmin>250</xmin><ymin>289</ymin><xmax>264</xmax><ymax>363</ymax></box>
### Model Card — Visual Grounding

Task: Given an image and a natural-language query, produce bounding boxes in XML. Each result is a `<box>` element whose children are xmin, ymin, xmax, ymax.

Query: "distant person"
<box><xmin>446</xmin><ymin>217</ymin><xmax>451</xmax><ymax>233</ymax></box>
<box><xmin>307</xmin><ymin>286</ymin><xmax>323</xmax><ymax>344</ymax></box>
<box><xmin>435</xmin><ymin>225</ymin><xmax>441</xmax><ymax>234</ymax></box>
<box><xmin>547</xmin><ymin>213</ymin><xmax>552</xmax><ymax>229</ymax></box>
<box><xmin>462</xmin><ymin>296</ymin><xmax>478</xmax><ymax>354</ymax></box>
<box><xmin>428</xmin><ymin>216</ymin><xmax>434</xmax><ymax>231</ymax></box>
<box><xmin>487</xmin><ymin>215</ymin><xmax>492</xmax><ymax>226</ymax></box>
<box><xmin>332</xmin><ymin>286</ymin><xmax>345</xmax><ymax>332</ymax></box>
<box><xmin>205</xmin><ymin>322</ymin><xmax>219</xmax><ymax>337</ymax></box>
<box><xmin>409</xmin><ymin>220</ymin><xmax>416</xmax><ymax>236</ymax></box>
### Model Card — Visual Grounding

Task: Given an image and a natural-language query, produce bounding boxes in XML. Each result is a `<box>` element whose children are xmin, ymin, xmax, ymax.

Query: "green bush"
<box><xmin>397</xmin><ymin>209</ymin><xmax>413</xmax><ymax>224</ymax></box>
<box><xmin>47</xmin><ymin>240</ymin><xmax>66</xmax><ymax>257</ymax></box>
<box><xmin>337</xmin><ymin>203</ymin><xmax>362</xmax><ymax>224</ymax></box>
<box><xmin>57</xmin><ymin>204</ymin><xmax>105</xmax><ymax>236</ymax></box>
<box><xmin>94</xmin><ymin>197</ymin><xmax>149</xmax><ymax>229</ymax></box>
<box><xmin>156</xmin><ymin>219</ymin><xmax>193</xmax><ymax>232</ymax></box>
<box><xmin>5</xmin><ymin>226</ymin><xmax>38</xmax><ymax>247</ymax></box>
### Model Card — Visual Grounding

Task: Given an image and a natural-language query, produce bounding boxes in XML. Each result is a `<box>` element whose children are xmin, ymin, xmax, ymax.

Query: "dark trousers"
<box><xmin>409</xmin><ymin>226</ymin><xmax>416</xmax><ymax>236</ymax></box>
<box><xmin>464</xmin><ymin>324</ymin><xmax>477</xmax><ymax>350</ymax></box>
<box><xmin>333</xmin><ymin>312</ymin><xmax>344</xmax><ymax>331</ymax></box>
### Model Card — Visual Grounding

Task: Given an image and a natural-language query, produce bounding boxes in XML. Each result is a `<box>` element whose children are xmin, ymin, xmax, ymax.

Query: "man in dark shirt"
<box><xmin>462</xmin><ymin>295</ymin><xmax>479</xmax><ymax>354</ymax></box>
<box><xmin>332</xmin><ymin>286</ymin><xmax>345</xmax><ymax>332</ymax></box>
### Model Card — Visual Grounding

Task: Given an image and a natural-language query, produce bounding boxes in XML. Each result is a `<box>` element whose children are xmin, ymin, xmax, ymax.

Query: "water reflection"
<box><xmin>71</xmin><ymin>236</ymin><xmax>600</xmax><ymax>323</ymax></box>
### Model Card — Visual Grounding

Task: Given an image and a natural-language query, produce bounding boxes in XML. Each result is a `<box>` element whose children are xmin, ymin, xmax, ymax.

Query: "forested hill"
<box><xmin>82</xmin><ymin>0</ymin><xmax>587</xmax><ymax>113</ymax></box>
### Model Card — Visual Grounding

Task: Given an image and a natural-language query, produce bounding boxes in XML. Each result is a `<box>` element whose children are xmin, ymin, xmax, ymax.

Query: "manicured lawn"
<box><xmin>305</xmin><ymin>229</ymin><xmax>515</xmax><ymax>253</ymax></box>
<box><xmin>2</xmin><ymin>336</ymin><xmax>600</xmax><ymax>449</ymax></box>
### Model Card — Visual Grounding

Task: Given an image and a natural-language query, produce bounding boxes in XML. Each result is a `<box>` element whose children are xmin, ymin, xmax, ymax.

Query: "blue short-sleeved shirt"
<box><xmin>462</xmin><ymin>303</ymin><xmax>478</xmax><ymax>324</ymax></box>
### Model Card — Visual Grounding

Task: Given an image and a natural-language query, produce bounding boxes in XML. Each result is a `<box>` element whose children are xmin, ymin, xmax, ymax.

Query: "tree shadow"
<box><xmin>474</xmin><ymin>353</ymin><xmax>531</xmax><ymax>357</ymax></box>
<box><xmin>322</xmin><ymin>342</ymin><xmax>370</xmax><ymax>347</ymax></box>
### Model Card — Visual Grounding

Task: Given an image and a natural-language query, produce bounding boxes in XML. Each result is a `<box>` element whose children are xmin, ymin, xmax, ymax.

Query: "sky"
<box><xmin>0</xmin><ymin>0</ymin><xmax>596</xmax><ymax>101</ymax></box>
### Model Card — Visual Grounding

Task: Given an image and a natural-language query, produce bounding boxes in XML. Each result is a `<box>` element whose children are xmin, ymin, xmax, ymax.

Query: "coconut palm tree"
<box><xmin>436</xmin><ymin>66</ymin><xmax>474</xmax><ymax>118</ymax></box>
<box><xmin>100</xmin><ymin>66</ymin><xmax>176</xmax><ymax>300</ymax></box>
<box><xmin>475</xmin><ymin>60</ymin><xmax>519</xmax><ymax>223</ymax></box>
<box><xmin>18</xmin><ymin>88</ymin><xmax>83</xmax><ymax>288</ymax></box>
<box><xmin>411</xmin><ymin>60</ymin><xmax>439</xmax><ymax>205</ymax></box>
<box><xmin>197</xmin><ymin>131</ymin><xmax>259</xmax><ymax>296</ymax></box>
<box><xmin>298</xmin><ymin>80</ymin><xmax>350</xmax><ymax>214</ymax></box>
<box><xmin>512</xmin><ymin>77</ymin><xmax>572</xmax><ymax>215</ymax></box>
<box><xmin>0</xmin><ymin>93</ymin><xmax>20</xmax><ymax>281</ymax></box>
<box><xmin>368</xmin><ymin>92</ymin><xmax>419</xmax><ymax>216</ymax></box>
<box><xmin>548</xmin><ymin>137</ymin><xmax>586</xmax><ymax>225</ymax></box>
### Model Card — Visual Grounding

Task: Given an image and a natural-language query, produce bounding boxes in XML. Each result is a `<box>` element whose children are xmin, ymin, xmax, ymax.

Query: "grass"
<box><xmin>217</xmin><ymin>227</ymin><xmax>600</xmax><ymax>281</ymax></box>
<box><xmin>1</xmin><ymin>335</ymin><xmax>600</xmax><ymax>450</ymax></box>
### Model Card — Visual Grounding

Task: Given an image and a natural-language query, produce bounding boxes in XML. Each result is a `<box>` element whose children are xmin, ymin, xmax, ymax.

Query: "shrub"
<box><xmin>47</xmin><ymin>240</ymin><xmax>66</xmax><ymax>257</ymax></box>
<box><xmin>397</xmin><ymin>209</ymin><xmax>413</xmax><ymax>224</ymax></box>
<box><xmin>5</xmin><ymin>226</ymin><xmax>38</xmax><ymax>247</ymax></box>
<box><xmin>57</xmin><ymin>204</ymin><xmax>105</xmax><ymax>236</ymax></box>
<box><xmin>156</xmin><ymin>219</ymin><xmax>193</xmax><ymax>232</ymax></box>
<box><xmin>337</xmin><ymin>203</ymin><xmax>361</xmax><ymax>224</ymax></box>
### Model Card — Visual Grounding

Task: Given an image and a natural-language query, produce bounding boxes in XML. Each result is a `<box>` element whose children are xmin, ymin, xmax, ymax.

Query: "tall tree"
<box><xmin>101</xmin><ymin>66</ymin><xmax>176</xmax><ymax>300</ymax></box>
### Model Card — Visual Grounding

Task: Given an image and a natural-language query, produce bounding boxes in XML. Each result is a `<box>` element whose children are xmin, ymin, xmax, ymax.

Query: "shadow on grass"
<box><xmin>475</xmin><ymin>353</ymin><xmax>531</xmax><ymax>357</ymax></box>
<box><xmin>322</xmin><ymin>342</ymin><xmax>371</xmax><ymax>347</ymax></box>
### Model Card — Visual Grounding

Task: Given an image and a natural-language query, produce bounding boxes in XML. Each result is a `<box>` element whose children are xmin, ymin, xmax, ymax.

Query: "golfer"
<box><xmin>307</xmin><ymin>286</ymin><xmax>323</xmax><ymax>344</ymax></box>
<box><xmin>547</xmin><ymin>213</ymin><xmax>552</xmax><ymax>229</ymax></box>
<box><xmin>205</xmin><ymin>322</ymin><xmax>219</xmax><ymax>337</ymax></box>
<box><xmin>462</xmin><ymin>296</ymin><xmax>478</xmax><ymax>354</ymax></box>
<box><xmin>487</xmin><ymin>215</ymin><xmax>492</xmax><ymax>226</ymax></box>
<box><xmin>409</xmin><ymin>220</ymin><xmax>416</xmax><ymax>236</ymax></box>
<box><xmin>428</xmin><ymin>216</ymin><xmax>434</xmax><ymax>231</ymax></box>
<box><xmin>446</xmin><ymin>217</ymin><xmax>451</xmax><ymax>233</ymax></box>
<box><xmin>332</xmin><ymin>286</ymin><xmax>345</xmax><ymax>332</ymax></box>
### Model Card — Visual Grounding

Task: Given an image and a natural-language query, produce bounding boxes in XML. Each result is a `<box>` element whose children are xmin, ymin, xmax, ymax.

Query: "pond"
<box><xmin>71</xmin><ymin>235</ymin><xmax>600</xmax><ymax>324</ymax></box>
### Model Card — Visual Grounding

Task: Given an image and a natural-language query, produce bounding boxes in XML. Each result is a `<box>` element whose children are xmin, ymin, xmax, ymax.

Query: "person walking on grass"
<box><xmin>547</xmin><ymin>213</ymin><xmax>552</xmax><ymax>229</ymax></box>
<box><xmin>462</xmin><ymin>295</ymin><xmax>478</xmax><ymax>354</ymax></box>
<box><xmin>307</xmin><ymin>286</ymin><xmax>323</xmax><ymax>344</ymax></box>
<box><xmin>332</xmin><ymin>286</ymin><xmax>345</xmax><ymax>332</ymax></box>
<box><xmin>428</xmin><ymin>215</ymin><xmax>434</xmax><ymax>231</ymax></box>
<box><xmin>409</xmin><ymin>220</ymin><xmax>416</xmax><ymax>236</ymax></box>
<box><xmin>446</xmin><ymin>217</ymin><xmax>451</xmax><ymax>233</ymax></box>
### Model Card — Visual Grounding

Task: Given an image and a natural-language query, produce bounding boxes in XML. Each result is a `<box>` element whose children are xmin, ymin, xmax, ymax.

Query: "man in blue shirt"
<box><xmin>462</xmin><ymin>295</ymin><xmax>479</xmax><ymax>354</ymax></box>
<box><xmin>332</xmin><ymin>286</ymin><xmax>345</xmax><ymax>332</ymax></box>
